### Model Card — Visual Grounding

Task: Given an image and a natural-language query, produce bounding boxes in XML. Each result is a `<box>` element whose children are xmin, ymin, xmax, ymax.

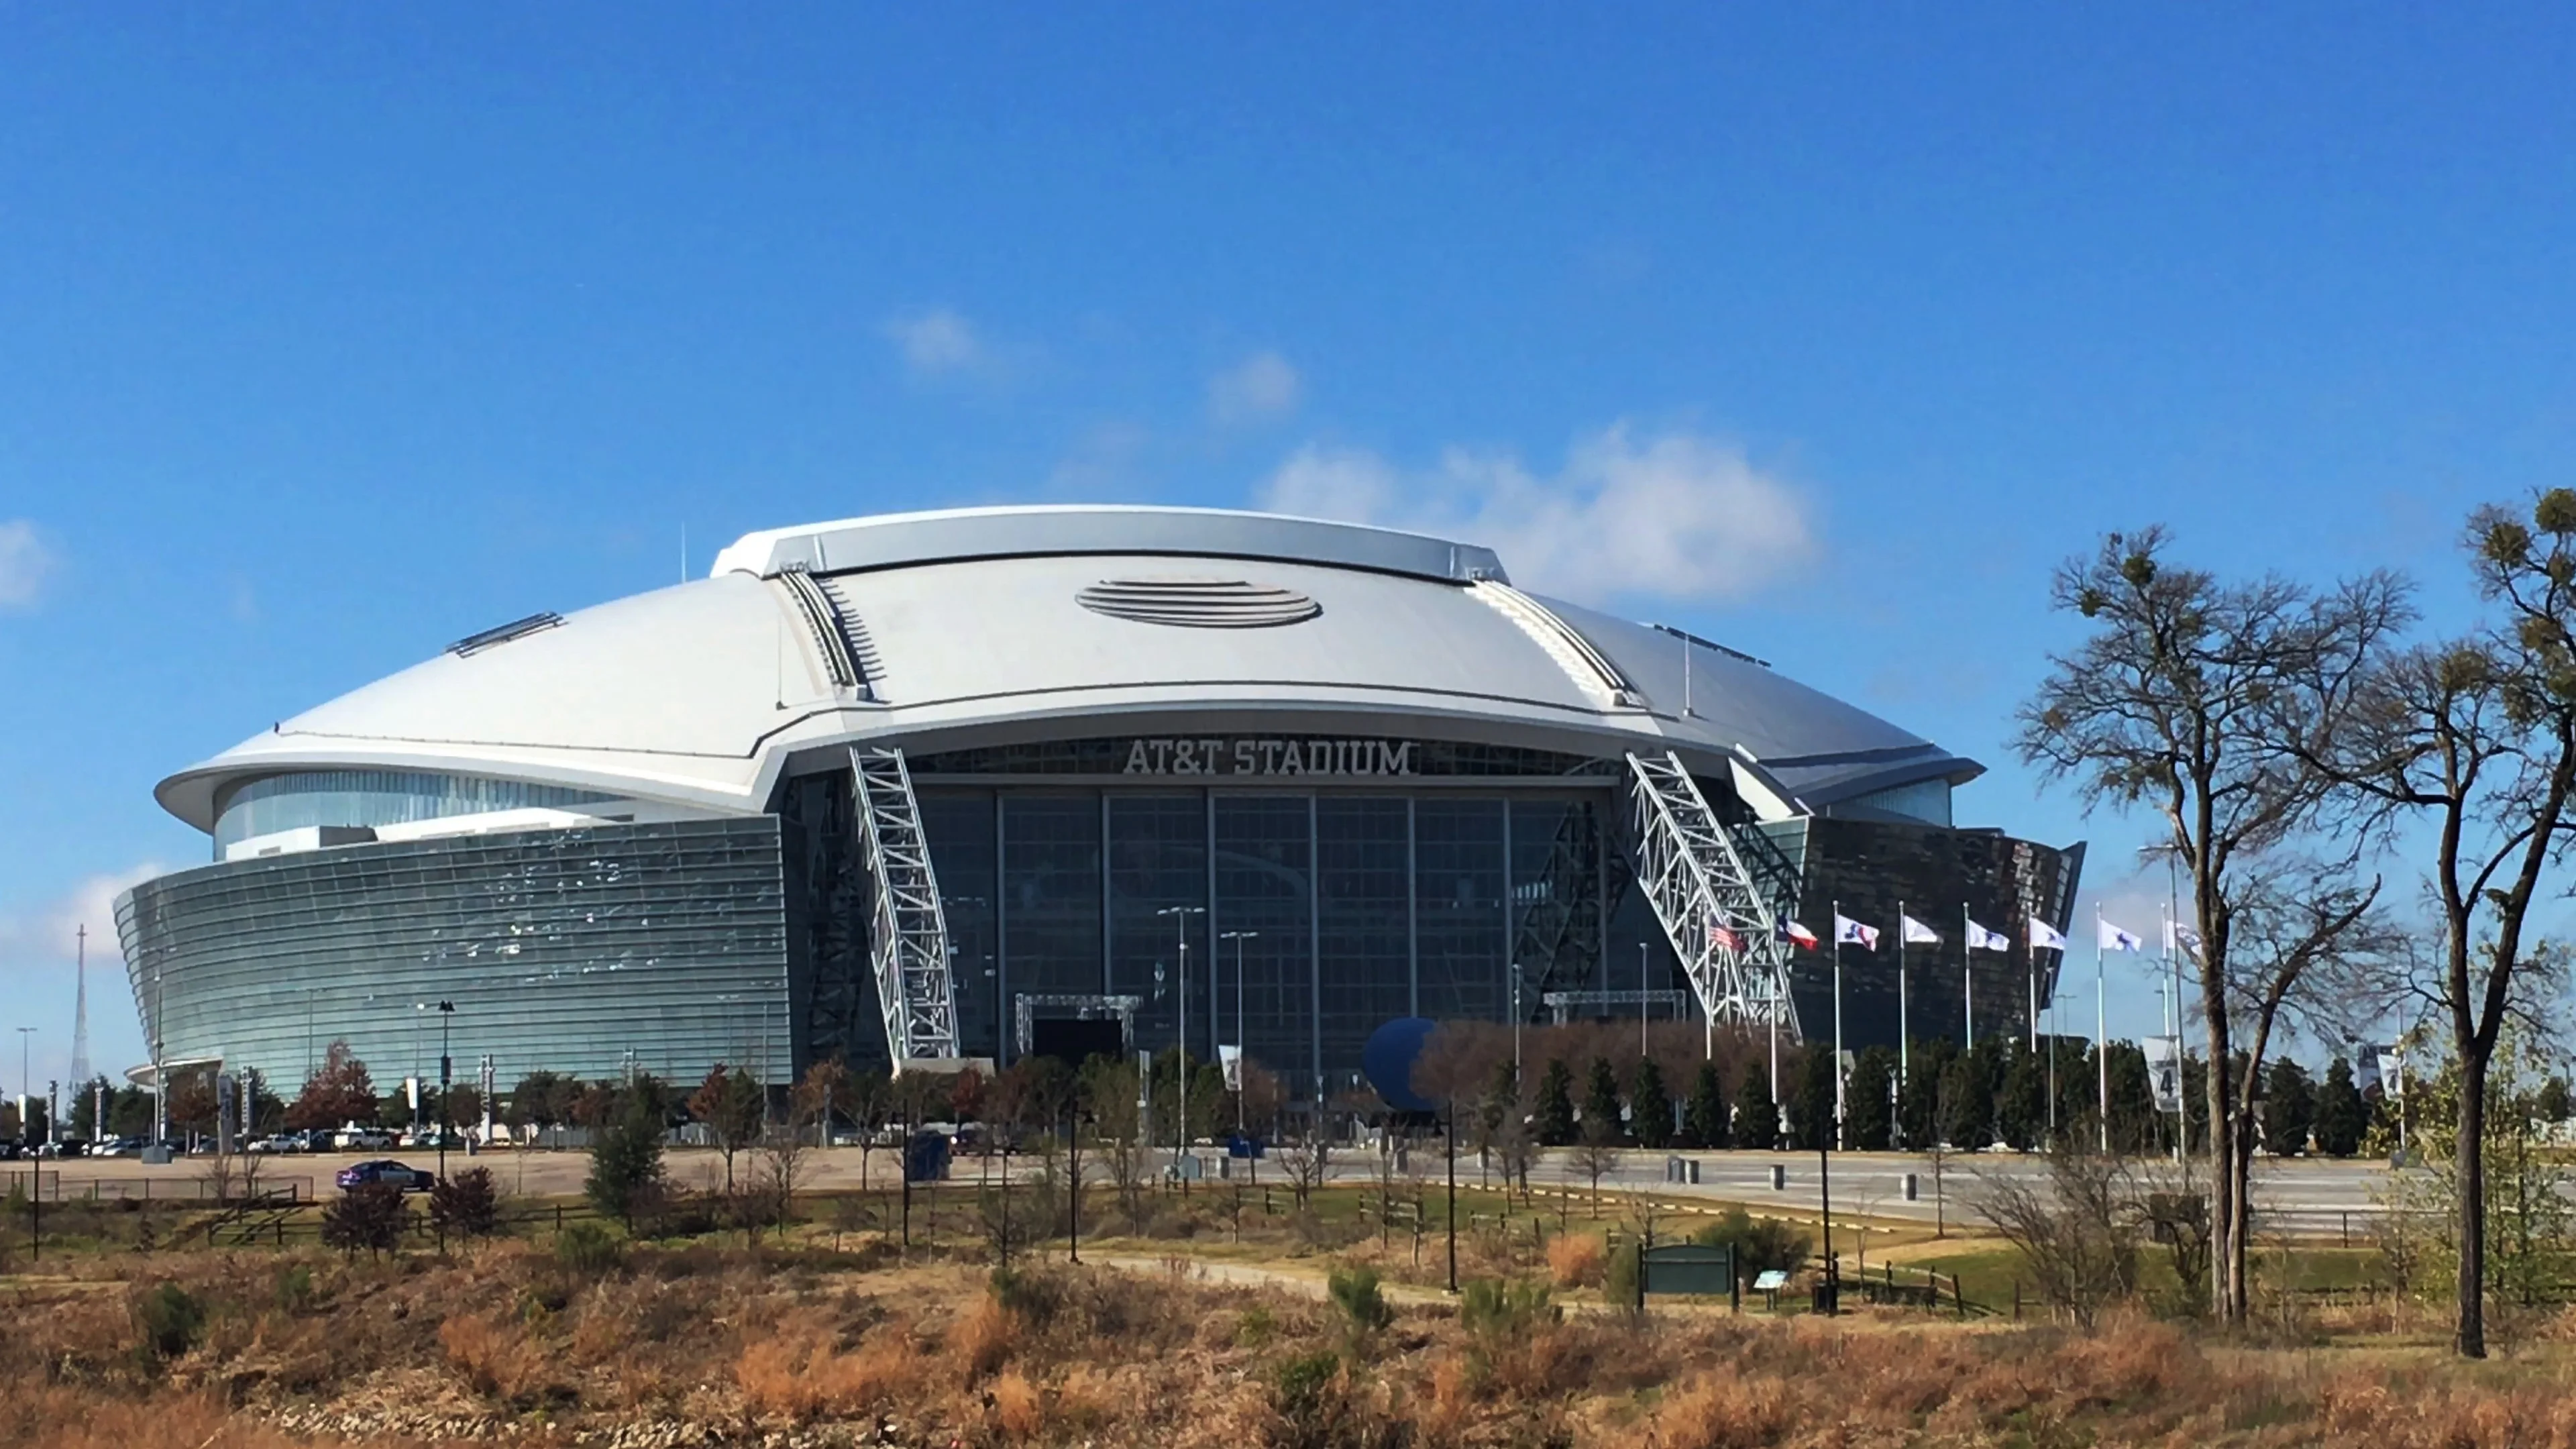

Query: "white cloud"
<box><xmin>0</xmin><ymin>519</ymin><xmax>57</xmax><ymax>610</ymax></box>
<box><xmin>0</xmin><ymin>862</ymin><xmax>167</xmax><ymax>980</ymax></box>
<box><xmin>883</xmin><ymin>308</ymin><xmax>986</xmax><ymax>375</ymax></box>
<box><xmin>1208</xmin><ymin>350</ymin><xmax>1302</xmax><ymax>426</ymax></box>
<box><xmin>1256</xmin><ymin>423</ymin><xmax>1817</xmax><ymax>603</ymax></box>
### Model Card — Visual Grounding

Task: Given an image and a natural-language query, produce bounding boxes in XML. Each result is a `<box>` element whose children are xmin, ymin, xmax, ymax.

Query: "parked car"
<box><xmin>335</xmin><ymin>1159</ymin><xmax>435</xmax><ymax>1192</ymax></box>
<box><xmin>333</xmin><ymin>1128</ymin><xmax>395</xmax><ymax>1151</ymax></box>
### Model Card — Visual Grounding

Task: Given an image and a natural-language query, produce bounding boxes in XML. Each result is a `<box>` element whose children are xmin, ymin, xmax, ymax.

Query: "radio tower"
<box><xmin>70</xmin><ymin>924</ymin><xmax>91</xmax><ymax>1089</ymax></box>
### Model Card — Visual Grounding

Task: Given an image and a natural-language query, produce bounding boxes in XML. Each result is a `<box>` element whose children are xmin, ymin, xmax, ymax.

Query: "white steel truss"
<box><xmin>850</xmin><ymin>745</ymin><xmax>961</xmax><ymax>1066</ymax></box>
<box><xmin>1623</xmin><ymin>751</ymin><xmax>1803</xmax><ymax>1038</ymax></box>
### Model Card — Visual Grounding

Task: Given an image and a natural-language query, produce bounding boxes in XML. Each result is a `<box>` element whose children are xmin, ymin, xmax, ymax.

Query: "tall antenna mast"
<box><xmin>70</xmin><ymin>924</ymin><xmax>91</xmax><ymax>1087</ymax></box>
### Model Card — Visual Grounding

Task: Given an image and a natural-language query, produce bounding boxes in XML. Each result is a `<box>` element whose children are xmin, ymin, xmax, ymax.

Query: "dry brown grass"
<box><xmin>0</xmin><ymin>1385</ymin><xmax>406</xmax><ymax>1448</ymax></box>
<box><xmin>17</xmin><ymin>1235</ymin><xmax>2576</xmax><ymax>1448</ymax></box>
<box><xmin>989</xmin><ymin>1368</ymin><xmax>1045</xmax><ymax>1439</ymax></box>
<box><xmin>435</xmin><ymin>1312</ymin><xmax>557</xmax><ymax>1407</ymax></box>
<box><xmin>951</xmin><ymin>1294</ymin><xmax>1018</xmax><ymax>1378</ymax></box>
<box><xmin>733</xmin><ymin>1311</ymin><xmax>918</xmax><ymax>1422</ymax></box>
<box><xmin>1547</xmin><ymin>1231</ymin><xmax>1605</xmax><ymax>1289</ymax></box>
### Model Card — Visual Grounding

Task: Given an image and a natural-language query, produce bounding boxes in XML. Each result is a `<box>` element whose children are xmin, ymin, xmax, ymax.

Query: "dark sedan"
<box><xmin>335</xmin><ymin>1159</ymin><xmax>435</xmax><ymax>1192</ymax></box>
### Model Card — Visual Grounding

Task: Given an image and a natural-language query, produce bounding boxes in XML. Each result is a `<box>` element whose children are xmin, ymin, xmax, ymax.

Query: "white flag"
<box><xmin>2163</xmin><ymin>919</ymin><xmax>2203</xmax><ymax>961</ymax></box>
<box><xmin>1218</xmin><ymin>1044</ymin><xmax>1244</xmax><ymax>1092</ymax></box>
<box><xmin>1834</xmin><ymin>914</ymin><xmax>1880</xmax><ymax>950</ymax></box>
<box><xmin>2098</xmin><ymin>919</ymin><xmax>2145</xmax><ymax>952</ymax></box>
<box><xmin>2029</xmin><ymin>917</ymin><xmax>2068</xmax><ymax>951</ymax></box>
<box><xmin>1900</xmin><ymin>915</ymin><xmax>1942</xmax><ymax>945</ymax></box>
<box><xmin>1966</xmin><ymin>919</ymin><xmax>2010</xmax><ymax>951</ymax></box>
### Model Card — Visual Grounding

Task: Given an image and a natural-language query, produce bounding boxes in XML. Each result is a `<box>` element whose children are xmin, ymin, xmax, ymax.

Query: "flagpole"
<box><xmin>1961</xmin><ymin>903</ymin><xmax>1973</xmax><ymax>1055</ymax></box>
<box><xmin>2095</xmin><ymin>906</ymin><xmax>2109</xmax><ymax>1152</ymax></box>
<box><xmin>1896</xmin><ymin>900</ymin><xmax>1909</xmax><ymax>1083</ymax></box>
<box><xmin>1831</xmin><ymin>900</ymin><xmax>1845</xmax><ymax>1150</ymax></box>
<box><xmin>2028</xmin><ymin>943</ymin><xmax>2038</xmax><ymax>1053</ymax></box>
<box><xmin>1767</xmin><ymin>959</ymin><xmax>1779</xmax><ymax>1142</ymax></box>
<box><xmin>2045</xmin><ymin>944</ymin><xmax>2057</xmax><ymax>1145</ymax></box>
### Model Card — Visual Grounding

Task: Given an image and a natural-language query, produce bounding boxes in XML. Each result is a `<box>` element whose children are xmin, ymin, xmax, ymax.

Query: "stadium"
<box><xmin>116</xmin><ymin>505</ymin><xmax>2082</xmax><ymax>1102</ymax></box>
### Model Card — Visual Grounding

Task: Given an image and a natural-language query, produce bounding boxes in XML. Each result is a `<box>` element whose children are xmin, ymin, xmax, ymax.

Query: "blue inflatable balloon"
<box><xmin>1362</xmin><ymin>1016</ymin><xmax>1440</xmax><ymax>1112</ymax></box>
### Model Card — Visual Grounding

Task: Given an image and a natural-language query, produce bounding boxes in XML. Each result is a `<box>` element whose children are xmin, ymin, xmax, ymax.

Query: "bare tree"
<box><xmin>755</xmin><ymin>1114</ymin><xmax>815</xmax><ymax>1241</ymax></box>
<box><xmin>1974</xmin><ymin>1142</ymin><xmax>2143</xmax><ymax>1331</ymax></box>
<box><xmin>1279</xmin><ymin>1126</ymin><xmax>1333</xmax><ymax>1210</ymax></box>
<box><xmin>1574</xmin><ymin>1117</ymin><xmax>1622</xmax><ymax>1220</ymax></box>
<box><xmin>1493</xmin><ymin>1105</ymin><xmax>1538</xmax><ymax>1204</ymax></box>
<box><xmin>2017</xmin><ymin>526</ymin><xmax>2408</xmax><ymax>1322</ymax></box>
<box><xmin>2306</xmin><ymin>490</ymin><xmax>2576</xmax><ymax>1356</ymax></box>
<box><xmin>796</xmin><ymin>1058</ymin><xmax>849</xmax><ymax>1149</ymax></box>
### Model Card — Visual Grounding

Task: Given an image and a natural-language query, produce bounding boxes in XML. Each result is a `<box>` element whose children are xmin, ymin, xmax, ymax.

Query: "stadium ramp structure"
<box><xmin>1624</xmin><ymin>750</ymin><xmax>1803</xmax><ymax>1039</ymax></box>
<box><xmin>850</xmin><ymin>745</ymin><xmax>967</xmax><ymax>1071</ymax></box>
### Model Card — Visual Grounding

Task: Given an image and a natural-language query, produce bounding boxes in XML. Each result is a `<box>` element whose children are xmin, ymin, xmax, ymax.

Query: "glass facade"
<box><xmin>118</xmin><ymin>819</ymin><xmax>790</xmax><ymax>1091</ymax></box>
<box><xmin>125</xmin><ymin>751</ymin><xmax>2080</xmax><ymax>1102</ymax></box>
<box><xmin>909</xmin><ymin>783</ymin><xmax>1625</xmax><ymax>1099</ymax></box>
<box><xmin>1213</xmin><ymin>794</ymin><xmax>1316</xmax><ymax>1087</ymax></box>
<box><xmin>214</xmin><ymin>769</ymin><xmax>623</xmax><ymax>853</ymax></box>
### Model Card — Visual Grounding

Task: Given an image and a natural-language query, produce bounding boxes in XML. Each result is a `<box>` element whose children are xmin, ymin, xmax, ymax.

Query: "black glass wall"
<box><xmin>913</xmin><ymin>783</ymin><xmax>1618</xmax><ymax>1099</ymax></box>
<box><xmin>1415</xmin><ymin>798</ymin><xmax>1506</xmax><ymax>1023</ymax></box>
<box><xmin>1001</xmin><ymin>794</ymin><xmax>1104</xmax><ymax>1008</ymax></box>
<box><xmin>1214</xmin><ymin>795</ymin><xmax>1317</xmax><ymax>1089</ymax></box>
<box><xmin>919</xmin><ymin>791</ymin><xmax>1000</xmax><ymax>1061</ymax></box>
<box><xmin>1316</xmin><ymin>797</ymin><xmax>1411</xmax><ymax>1092</ymax></box>
<box><xmin>1108</xmin><ymin>794</ymin><xmax>1210</xmax><ymax>1055</ymax></box>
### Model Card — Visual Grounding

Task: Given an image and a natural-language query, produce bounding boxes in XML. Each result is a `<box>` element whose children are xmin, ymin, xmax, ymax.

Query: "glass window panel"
<box><xmin>1316</xmin><ymin>797</ymin><xmax>1411</xmax><ymax>1089</ymax></box>
<box><xmin>1213</xmin><ymin>794</ymin><xmax>1313</xmax><ymax>1101</ymax></box>
<box><xmin>920</xmin><ymin>790</ymin><xmax>1000</xmax><ymax>1061</ymax></box>
<box><xmin>1108</xmin><ymin>795</ymin><xmax>1210</xmax><ymax>1057</ymax></box>
<box><xmin>1000</xmin><ymin>794</ymin><xmax>1104</xmax><ymax>1008</ymax></box>
<box><xmin>1413</xmin><ymin>798</ymin><xmax>1505</xmax><ymax>1025</ymax></box>
<box><xmin>215</xmin><ymin>769</ymin><xmax>624</xmax><ymax>852</ymax></box>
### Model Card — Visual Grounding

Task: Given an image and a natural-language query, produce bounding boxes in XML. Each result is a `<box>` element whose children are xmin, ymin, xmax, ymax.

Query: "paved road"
<box><xmin>5</xmin><ymin>1143</ymin><xmax>2407</xmax><ymax>1240</ymax></box>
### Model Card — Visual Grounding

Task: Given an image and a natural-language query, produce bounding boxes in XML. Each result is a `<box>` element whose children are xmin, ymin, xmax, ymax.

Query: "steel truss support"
<box><xmin>849</xmin><ymin>745</ymin><xmax>963</xmax><ymax>1067</ymax></box>
<box><xmin>1623</xmin><ymin>750</ymin><xmax>1803</xmax><ymax>1039</ymax></box>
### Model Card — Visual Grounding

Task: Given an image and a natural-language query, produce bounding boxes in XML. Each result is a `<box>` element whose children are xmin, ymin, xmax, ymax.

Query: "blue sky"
<box><xmin>5</xmin><ymin>5</ymin><xmax>2574</xmax><ymax>1087</ymax></box>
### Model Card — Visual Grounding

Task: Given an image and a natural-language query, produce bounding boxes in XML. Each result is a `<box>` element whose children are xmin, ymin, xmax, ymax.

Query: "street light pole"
<box><xmin>1511</xmin><ymin>963</ymin><xmax>1523</xmax><ymax>1079</ymax></box>
<box><xmin>1220</xmin><ymin>930</ymin><xmax>1258</xmax><ymax>1134</ymax></box>
<box><xmin>435</xmin><ymin>1001</ymin><xmax>455</xmax><ymax>1185</ymax></box>
<box><xmin>1157</xmin><ymin>904</ymin><xmax>1205</xmax><ymax>1189</ymax></box>
<box><xmin>1638</xmin><ymin>941</ymin><xmax>1650</xmax><ymax>1061</ymax></box>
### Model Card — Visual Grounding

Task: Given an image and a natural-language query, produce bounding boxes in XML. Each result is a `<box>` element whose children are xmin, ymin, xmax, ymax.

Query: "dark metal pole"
<box><xmin>1445</xmin><ymin>1099</ymin><xmax>1458</xmax><ymax>1293</ymax></box>
<box><xmin>1817</xmin><ymin>1134</ymin><xmax>1837</xmax><ymax>1315</ymax></box>
<box><xmin>436</xmin><ymin>1002</ymin><xmax>454</xmax><ymax>1185</ymax></box>
<box><xmin>1066</xmin><ymin>1105</ymin><xmax>1083</xmax><ymax>1264</ymax></box>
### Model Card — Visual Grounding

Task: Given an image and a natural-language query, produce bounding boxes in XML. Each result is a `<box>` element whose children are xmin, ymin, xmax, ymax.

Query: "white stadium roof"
<box><xmin>156</xmin><ymin>505</ymin><xmax>1980</xmax><ymax>832</ymax></box>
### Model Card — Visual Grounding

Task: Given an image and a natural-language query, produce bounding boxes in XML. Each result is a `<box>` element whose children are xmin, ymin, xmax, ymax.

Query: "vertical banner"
<box><xmin>2141</xmin><ymin>1035</ymin><xmax>2184</xmax><ymax>1114</ymax></box>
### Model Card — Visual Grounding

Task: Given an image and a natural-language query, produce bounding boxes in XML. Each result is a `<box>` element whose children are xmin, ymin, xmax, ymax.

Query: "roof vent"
<box><xmin>1077</xmin><ymin>578</ymin><xmax>1321</xmax><ymax>629</ymax></box>
<box><xmin>447</xmin><ymin>611</ymin><xmax>564</xmax><ymax>657</ymax></box>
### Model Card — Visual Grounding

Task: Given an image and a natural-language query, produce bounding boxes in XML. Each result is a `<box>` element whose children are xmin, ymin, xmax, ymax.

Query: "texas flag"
<box><xmin>1834</xmin><ymin>914</ymin><xmax>1880</xmax><ymax>950</ymax></box>
<box><xmin>1778</xmin><ymin>919</ymin><xmax>1820</xmax><ymax>951</ymax></box>
<box><xmin>2029</xmin><ymin>917</ymin><xmax>2069</xmax><ymax>952</ymax></box>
